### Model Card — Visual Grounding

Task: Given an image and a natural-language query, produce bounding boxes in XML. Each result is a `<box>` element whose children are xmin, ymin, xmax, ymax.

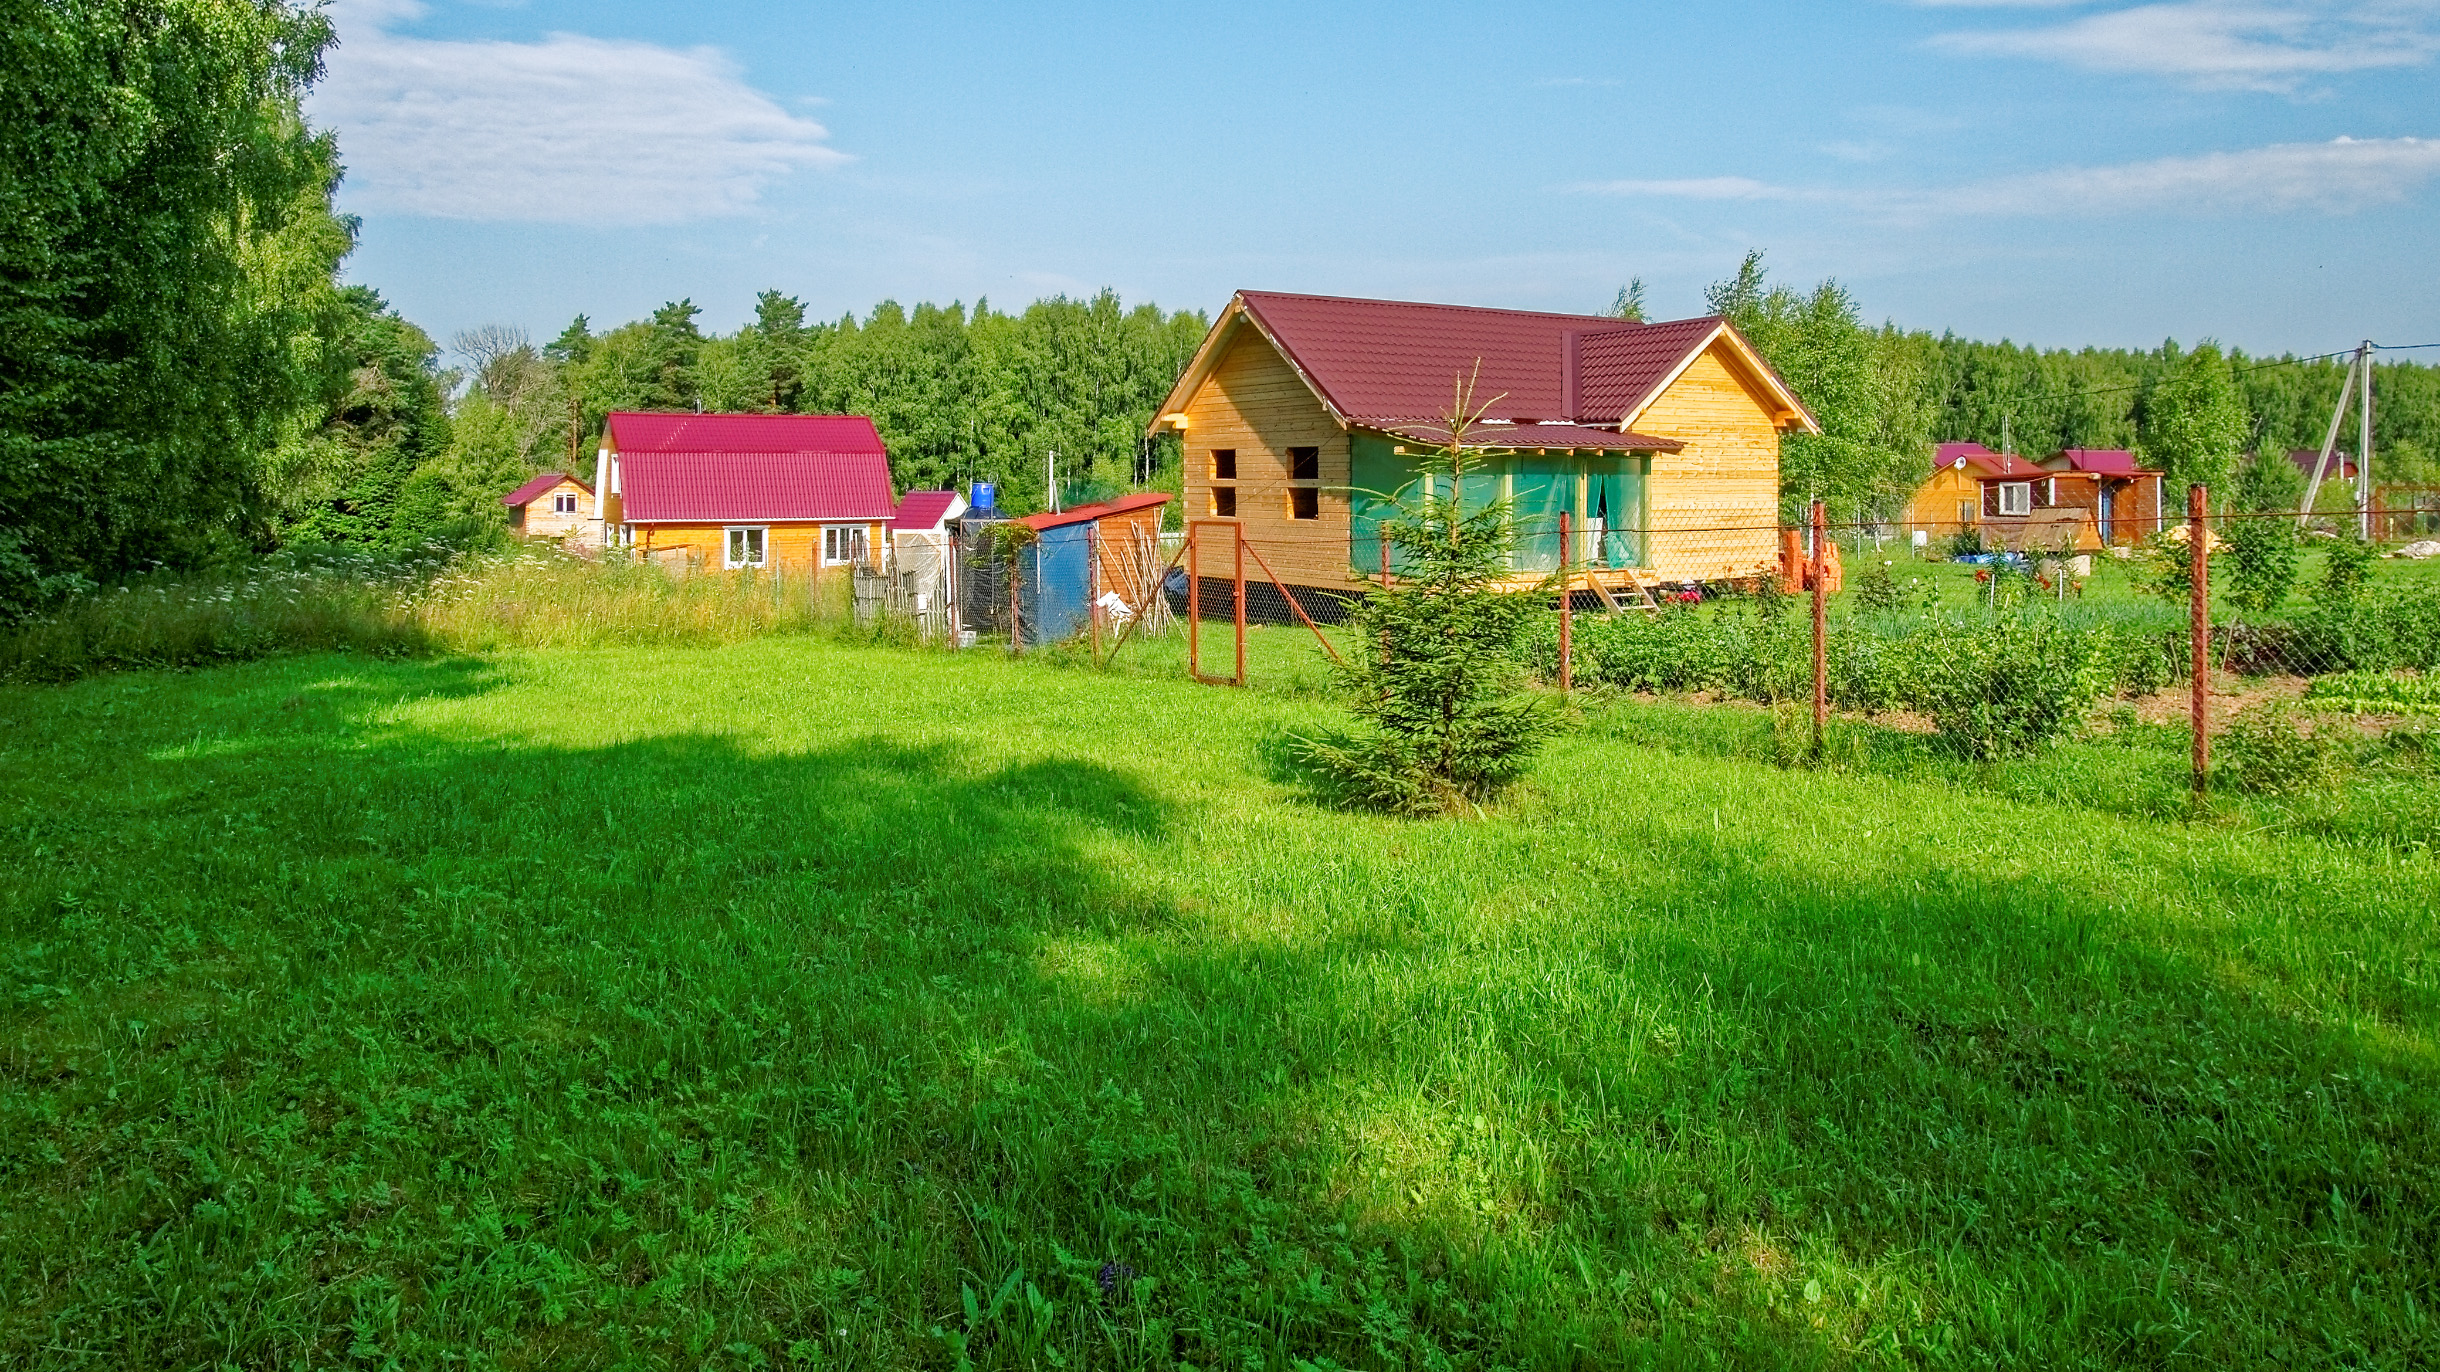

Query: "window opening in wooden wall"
<box><xmin>726</xmin><ymin>526</ymin><xmax>768</xmax><ymax>568</ymax></box>
<box><xmin>1998</xmin><ymin>482</ymin><xmax>2031</xmax><ymax>517</ymax></box>
<box><xmin>1212</xmin><ymin>449</ymin><xmax>1237</xmax><ymax>480</ymax></box>
<box><xmin>1289</xmin><ymin>447</ymin><xmax>1319</xmax><ymax>481</ymax></box>
<box><xmin>1290</xmin><ymin>488</ymin><xmax>1318</xmax><ymax>520</ymax></box>
<box><xmin>1214</xmin><ymin>487</ymin><xmax>1237</xmax><ymax>517</ymax></box>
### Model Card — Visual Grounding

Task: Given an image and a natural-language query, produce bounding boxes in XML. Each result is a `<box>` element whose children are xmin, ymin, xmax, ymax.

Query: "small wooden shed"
<box><xmin>502</xmin><ymin>472</ymin><xmax>594</xmax><ymax>541</ymax></box>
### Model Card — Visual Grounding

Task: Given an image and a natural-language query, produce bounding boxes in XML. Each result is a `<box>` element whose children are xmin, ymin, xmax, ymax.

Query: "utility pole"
<box><xmin>2359</xmin><ymin>340</ymin><xmax>2376</xmax><ymax>541</ymax></box>
<box><xmin>1047</xmin><ymin>448</ymin><xmax>1059</xmax><ymax>514</ymax></box>
<box><xmin>2298</xmin><ymin>345</ymin><xmax>2361</xmax><ymax>526</ymax></box>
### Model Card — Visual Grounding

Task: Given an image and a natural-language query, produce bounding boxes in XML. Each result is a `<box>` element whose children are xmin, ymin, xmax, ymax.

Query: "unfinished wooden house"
<box><xmin>1148</xmin><ymin>291</ymin><xmax>1818</xmax><ymax>597</ymax></box>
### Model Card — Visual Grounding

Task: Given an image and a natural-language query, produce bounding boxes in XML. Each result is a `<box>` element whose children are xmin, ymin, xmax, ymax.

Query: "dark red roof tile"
<box><xmin>1233</xmin><ymin>292</ymin><xmax>1802</xmax><ymax>431</ymax></box>
<box><xmin>1382</xmin><ymin>422</ymin><xmax>1684</xmax><ymax>452</ymax></box>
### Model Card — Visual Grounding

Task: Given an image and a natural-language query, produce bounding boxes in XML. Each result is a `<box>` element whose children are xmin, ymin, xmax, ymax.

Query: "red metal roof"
<box><xmin>2288</xmin><ymin>448</ymin><xmax>2358</xmax><ymax>481</ymax></box>
<box><xmin>606</xmin><ymin>411</ymin><xmax>886</xmax><ymax>455</ymax></box>
<box><xmin>1384</xmin><ymin>422</ymin><xmax>1684</xmax><ymax>452</ymax></box>
<box><xmin>1227</xmin><ymin>291</ymin><xmax>1809</xmax><ymax>431</ymax></box>
<box><xmin>501</xmin><ymin>472</ymin><xmax>589</xmax><ymax>507</ymax></box>
<box><xmin>619</xmin><ymin>452</ymin><xmax>897</xmax><ymax>523</ymax></box>
<box><xmin>2046</xmin><ymin>448</ymin><xmax>2145</xmax><ymax>476</ymax></box>
<box><xmin>1934</xmin><ymin>445</ymin><xmax>2051</xmax><ymax>482</ymax></box>
<box><xmin>889</xmin><ymin>490</ymin><xmax>963</xmax><ymax>532</ymax></box>
<box><xmin>1014</xmin><ymin>492</ymin><xmax>1172</xmax><ymax>533</ymax></box>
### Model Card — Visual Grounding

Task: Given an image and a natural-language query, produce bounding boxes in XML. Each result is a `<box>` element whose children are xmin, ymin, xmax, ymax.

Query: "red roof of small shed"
<box><xmin>606</xmin><ymin>411</ymin><xmax>886</xmax><ymax>455</ymax></box>
<box><xmin>2289</xmin><ymin>448</ymin><xmax>2357</xmax><ymax>481</ymax></box>
<box><xmin>619</xmin><ymin>452</ymin><xmax>897</xmax><ymax>523</ymax></box>
<box><xmin>1015</xmin><ymin>492</ymin><xmax>1172</xmax><ymax>533</ymax></box>
<box><xmin>502</xmin><ymin>472</ymin><xmax>590</xmax><ymax>507</ymax></box>
<box><xmin>889</xmin><ymin>490</ymin><xmax>963</xmax><ymax>531</ymax></box>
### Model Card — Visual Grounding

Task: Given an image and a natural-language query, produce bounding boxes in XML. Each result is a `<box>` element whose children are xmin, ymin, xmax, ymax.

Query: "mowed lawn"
<box><xmin>3</xmin><ymin>639</ymin><xmax>2435</xmax><ymax>1369</ymax></box>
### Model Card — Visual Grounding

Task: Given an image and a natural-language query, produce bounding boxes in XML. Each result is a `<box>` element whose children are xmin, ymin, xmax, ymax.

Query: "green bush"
<box><xmin>2222</xmin><ymin>516</ymin><xmax>2299</xmax><ymax>615</ymax></box>
<box><xmin>2219</xmin><ymin>703</ymin><xmax>2344</xmax><ymax>795</ymax></box>
<box><xmin>1913</xmin><ymin>615</ymin><xmax>2115</xmax><ymax>759</ymax></box>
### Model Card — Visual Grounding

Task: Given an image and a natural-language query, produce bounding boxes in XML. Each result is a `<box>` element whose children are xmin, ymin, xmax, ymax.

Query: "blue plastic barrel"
<box><xmin>970</xmin><ymin>482</ymin><xmax>997</xmax><ymax>513</ymax></box>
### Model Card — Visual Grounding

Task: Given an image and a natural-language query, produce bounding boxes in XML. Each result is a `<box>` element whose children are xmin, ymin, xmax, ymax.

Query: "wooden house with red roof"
<box><xmin>501</xmin><ymin>472</ymin><xmax>594</xmax><ymax>542</ymax></box>
<box><xmin>1148</xmin><ymin>290</ymin><xmax>1818</xmax><ymax>595</ymax></box>
<box><xmin>592</xmin><ymin>412</ymin><xmax>897</xmax><ymax>572</ymax></box>
<box><xmin>1899</xmin><ymin>443</ymin><xmax>2162</xmax><ymax>551</ymax></box>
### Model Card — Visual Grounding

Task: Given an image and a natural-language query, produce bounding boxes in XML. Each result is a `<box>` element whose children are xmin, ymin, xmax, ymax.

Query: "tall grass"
<box><xmin>0</xmin><ymin>545</ymin><xmax>856</xmax><ymax>683</ymax></box>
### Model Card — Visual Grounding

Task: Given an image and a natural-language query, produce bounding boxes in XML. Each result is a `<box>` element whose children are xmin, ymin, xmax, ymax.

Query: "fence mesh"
<box><xmin>909</xmin><ymin>495</ymin><xmax>2440</xmax><ymax>789</ymax></box>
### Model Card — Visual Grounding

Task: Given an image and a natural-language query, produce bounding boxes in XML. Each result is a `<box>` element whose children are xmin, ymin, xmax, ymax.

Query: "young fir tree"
<box><xmin>1293</xmin><ymin>379</ymin><xmax>1558</xmax><ymax>815</ymax></box>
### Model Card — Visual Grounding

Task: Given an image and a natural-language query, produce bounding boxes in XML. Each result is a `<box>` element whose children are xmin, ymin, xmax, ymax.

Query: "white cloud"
<box><xmin>1928</xmin><ymin>1</ymin><xmax>2440</xmax><ymax>92</ymax></box>
<box><xmin>1575</xmin><ymin>136</ymin><xmax>2440</xmax><ymax>218</ymax></box>
<box><xmin>309</xmin><ymin>0</ymin><xmax>848</xmax><ymax>223</ymax></box>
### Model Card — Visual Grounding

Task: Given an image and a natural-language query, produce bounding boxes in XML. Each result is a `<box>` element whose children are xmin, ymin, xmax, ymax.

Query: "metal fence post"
<box><xmin>1089</xmin><ymin>523</ymin><xmax>1102</xmax><ymax>668</ymax></box>
<box><xmin>1188</xmin><ymin>523</ymin><xmax>1200</xmax><ymax>680</ymax></box>
<box><xmin>1232</xmin><ymin>522</ymin><xmax>1247</xmax><ymax>687</ymax></box>
<box><xmin>1558</xmin><ymin>510</ymin><xmax>1573</xmax><ymax>693</ymax></box>
<box><xmin>1811</xmin><ymin>499</ymin><xmax>1828</xmax><ymax>761</ymax></box>
<box><xmin>2190</xmin><ymin>483</ymin><xmax>2209</xmax><ymax>796</ymax></box>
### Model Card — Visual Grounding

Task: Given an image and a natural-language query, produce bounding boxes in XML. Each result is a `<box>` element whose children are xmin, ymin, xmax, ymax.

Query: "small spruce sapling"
<box><xmin>1292</xmin><ymin>373</ymin><xmax>1558</xmax><ymax>815</ymax></box>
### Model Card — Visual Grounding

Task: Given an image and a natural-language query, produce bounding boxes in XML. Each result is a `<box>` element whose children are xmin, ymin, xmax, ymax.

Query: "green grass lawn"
<box><xmin>4</xmin><ymin>639</ymin><xmax>2437</xmax><ymax>1368</ymax></box>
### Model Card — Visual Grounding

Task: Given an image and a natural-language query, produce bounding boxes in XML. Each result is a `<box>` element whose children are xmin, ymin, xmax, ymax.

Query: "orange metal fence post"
<box><xmin>1089</xmin><ymin>524</ymin><xmax>1102</xmax><ymax>668</ymax></box>
<box><xmin>1188</xmin><ymin>523</ymin><xmax>1201</xmax><ymax>680</ymax></box>
<box><xmin>1558</xmin><ymin>511</ymin><xmax>1573</xmax><ymax>693</ymax></box>
<box><xmin>1811</xmin><ymin>501</ymin><xmax>1828</xmax><ymax>761</ymax></box>
<box><xmin>2190</xmin><ymin>483</ymin><xmax>2210</xmax><ymax>796</ymax></box>
<box><xmin>1233</xmin><ymin>523</ymin><xmax>1247</xmax><ymax>687</ymax></box>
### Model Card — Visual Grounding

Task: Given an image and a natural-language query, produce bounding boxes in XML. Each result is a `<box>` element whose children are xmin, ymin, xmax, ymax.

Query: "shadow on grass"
<box><xmin>2</xmin><ymin>658</ymin><xmax>2435</xmax><ymax>1369</ymax></box>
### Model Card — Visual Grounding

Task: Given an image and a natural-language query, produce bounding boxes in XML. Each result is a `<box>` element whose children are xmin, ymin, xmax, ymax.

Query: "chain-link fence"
<box><xmin>923</xmin><ymin>495</ymin><xmax>2440</xmax><ymax>790</ymax></box>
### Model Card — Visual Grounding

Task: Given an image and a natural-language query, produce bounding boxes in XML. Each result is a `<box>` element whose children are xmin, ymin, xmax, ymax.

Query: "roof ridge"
<box><xmin>1238</xmin><ymin>288</ymin><xmax>1725</xmax><ymax>332</ymax></box>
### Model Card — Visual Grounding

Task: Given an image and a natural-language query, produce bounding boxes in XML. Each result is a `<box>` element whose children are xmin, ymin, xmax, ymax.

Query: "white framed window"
<box><xmin>725</xmin><ymin>526</ymin><xmax>767</xmax><ymax>569</ymax></box>
<box><xmin>553</xmin><ymin>493</ymin><xmax>579</xmax><ymax>514</ymax></box>
<box><xmin>1997</xmin><ymin>482</ymin><xmax>2031</xmax><ymax>517</ymax></box>
<box><xmin>821</xmin><ymin>525</ymin><xmax>868</xmax><ymax>566</ymax></box>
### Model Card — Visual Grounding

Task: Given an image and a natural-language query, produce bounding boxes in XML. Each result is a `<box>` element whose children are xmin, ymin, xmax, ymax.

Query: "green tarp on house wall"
<box><xmin>1348</xmin><ymin>434</ymin><xmax>1650</xmax><ymax>574</ymax></box>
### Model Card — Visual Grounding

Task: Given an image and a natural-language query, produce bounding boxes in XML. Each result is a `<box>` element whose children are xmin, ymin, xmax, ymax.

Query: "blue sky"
<box><xmin>312</xmin><ymin>0</ymin><xmax>2440</xmax><ymax>357</ymax></box>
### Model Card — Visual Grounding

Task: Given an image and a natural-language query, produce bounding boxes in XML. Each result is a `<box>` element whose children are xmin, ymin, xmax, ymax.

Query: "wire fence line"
<box><xmin>926</xmin><ymin>493</ymin><xmax>2440</xmax><ymax>791</ymax></box>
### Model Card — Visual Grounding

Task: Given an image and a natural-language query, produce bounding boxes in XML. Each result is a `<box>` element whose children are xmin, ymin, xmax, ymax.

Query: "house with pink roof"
<box><xmin>1147</xmin><ymin>290</ymin><xmax>1818</xmax><ymax>595</ymax></box>
<box><xmin>592</xmin><ymin>411</ymin><xmax>898</xmax><ymax>572</ymax></box>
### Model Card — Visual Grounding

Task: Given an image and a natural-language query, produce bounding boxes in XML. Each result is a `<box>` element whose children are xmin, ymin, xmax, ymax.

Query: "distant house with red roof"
<box><xmin>592</xmin><ymin>411</ymin><xmax>897</xmax><ymax>571</ymax></box>
<box><xmin>1899</xmin><ymin>443</ymin><xmax>2162</xmax><ymax>551</ymax></box>
<box><xmin>1147</xmin><ymin>290</ymin><xmax>1818</xmax><ymax>594</ymax></box>
<box><xmin>502</xmin><ymin>472</ymin><xmax>594</xmax><ymax>544</ymax></box>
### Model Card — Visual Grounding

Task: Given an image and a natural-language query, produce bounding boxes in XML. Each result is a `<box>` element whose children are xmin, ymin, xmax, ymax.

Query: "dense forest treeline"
<box><xmin>5</xmin><ymin>6</ymin><xmax>2438</xmax><ymax>621</ymax></box>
